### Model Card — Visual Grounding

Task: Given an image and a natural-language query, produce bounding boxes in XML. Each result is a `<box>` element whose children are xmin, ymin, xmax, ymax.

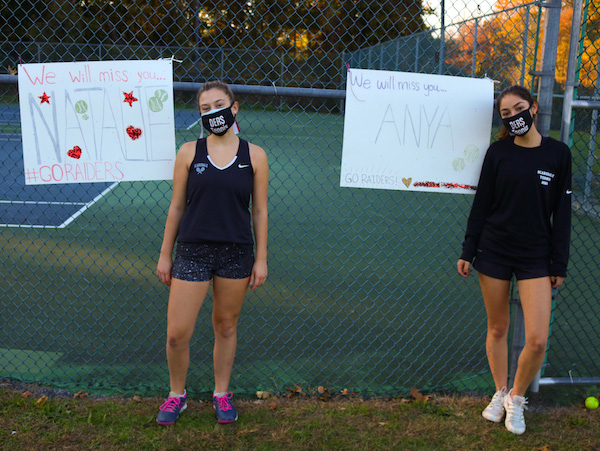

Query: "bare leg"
<box><xmin>212</xmin><ymin>276</ymin><xmax>249</xmax><ymax>393</ymax></box>
<box><xmin>512</xmin><ymin>277</ymin><xmax>552</xmax><ymax>397</ymax></box>
<box><xmin>479</xmin><ymin>273</ymin><xmax>511</xmax><ymax>390</ymax></box>
<box><xmin>166</xmin><ymin>278</ymin><xmax>211</xmax><ymax>394</ymax></box>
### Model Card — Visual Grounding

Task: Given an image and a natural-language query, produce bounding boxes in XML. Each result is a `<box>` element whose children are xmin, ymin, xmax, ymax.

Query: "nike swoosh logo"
<box><xmin>238</xmin><ymin>164</ymin><xmax>249</xmax><ymax>169</ymax></box>
<box><xmin>566</xmin><ymin>190</ymin><xmax>572</xmax><ymax>194</ymax></box>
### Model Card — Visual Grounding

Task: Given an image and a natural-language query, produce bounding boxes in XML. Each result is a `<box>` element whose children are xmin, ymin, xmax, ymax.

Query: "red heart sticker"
<box><xmin>126</xmin><ymin>125</ymin><xmax>142</xmax><ymax>140</ymax></box>
<box><xmin>67</xmin><ymin>145</ymin><xmax>82</xmax><ymax>159</ymax></box>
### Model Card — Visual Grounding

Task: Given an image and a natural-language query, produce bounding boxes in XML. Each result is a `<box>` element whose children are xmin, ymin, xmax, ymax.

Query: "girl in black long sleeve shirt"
<box><xmin>457</xmin><ymin>85</ymin><xmax>572</xmax><ymax>435</ymax></box>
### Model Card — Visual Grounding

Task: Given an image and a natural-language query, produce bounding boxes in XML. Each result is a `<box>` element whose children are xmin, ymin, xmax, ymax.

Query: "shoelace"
<box><xmin>488</xmin><ymin>388</ymin><xmax>507</xmax><ymax>410</ymax></box>
<box><xmin>489</xmin><ymin>391</ymin><xmax>505</xmax><ymax>408</ymax></box>
<box><xmin>160</xmin><ymin>397</ymin><xmax>183</xmax><ymax>413</ymax></box>
<box><xmin>215</xmin><ymin>393</ymin><xmax>233</xmax><ymax>411</ymax></box>
<box><xmin>507</xmin><ymin>397</ymin><xmax>528</xmax><ymax>420</ymax></box>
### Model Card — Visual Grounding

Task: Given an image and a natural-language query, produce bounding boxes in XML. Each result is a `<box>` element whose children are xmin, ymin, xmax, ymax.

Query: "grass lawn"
<box><xmin>1</xmin><ymin>381</ymin><xmax>600</xmax><ymax>450</ymax></box>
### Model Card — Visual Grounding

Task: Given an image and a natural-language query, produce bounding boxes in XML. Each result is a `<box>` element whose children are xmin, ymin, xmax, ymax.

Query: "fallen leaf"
<box><xmin>340</xmin><ymin>388</ymin><xmax>349</xmax><ymax>396</ymax></box>
<box><xmin>269</xmin><ymin>402</ymin><xmax>277</xmax><ymax>410</ymax></box>
<box><xmin>21</xmin><ymin>391</ymin><xmax>33</xmax><ymax>398</ymax></box>
<box><xmin>256</xmin><ymin>391</ymin><xmax>271</xmax><ymax>399</ymax></box>
<box><xmin>286</xmin><ymin>384</ymin><xmax>304</xmax><ymax>397</ymax></box>
<box><xmin>73</xmin><ymin>390</ymin><xmax>89</xmax><ymax>400</ymax></box>
<box><xmin>317</xmin><ymin>386</ymin><xmax>325</xmax><ymax>394</ymax></box>
<box><xmin>34</xmin><ymin>395</ymin><xmax>48</xmax><ymax>407</ymax></box>
<box><xmin>8</xmin><ymin>65</ymin><xmax>17</xmax><ymax>75</ymax></box>
<box><xmin>409</xmin><ymin>387</ymin><xmax>432</xmax><ymax>403</ymax></box>
<box><xmin>132</xmin><ymin>395</ymin><xmax>142</xmax><ymax>403</ymax></box>
<box><xmin>378</xmin><ymin>422</ymin><xmax>388</xmax><ymax>426</ymax></box>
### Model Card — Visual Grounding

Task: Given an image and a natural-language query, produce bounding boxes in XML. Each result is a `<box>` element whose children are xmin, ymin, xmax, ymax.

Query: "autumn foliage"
<box><xmin>444</xmin><ymin>0</ymin><xmax>599</xmax><ymax>91</ymax></box>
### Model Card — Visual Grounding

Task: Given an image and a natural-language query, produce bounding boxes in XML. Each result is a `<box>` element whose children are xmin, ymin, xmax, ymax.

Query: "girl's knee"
<box><xmin>526</xmin><ymin>337</ymin><xmax>548</xmax><ymax>355</ymax></box>
<box><xmin>487</xmin><ymin>323</ymin><xmax>510</xmax><ymax>341</ymax></box>
<box><xmin>213</xmin><ymin>317</ymin><xmax>238</xmax><ymax>339</ymax></box>
<box><xmin>166</xmin><ymin>330</ymin><xmax>191</xmax><ymax>348</ymax></box>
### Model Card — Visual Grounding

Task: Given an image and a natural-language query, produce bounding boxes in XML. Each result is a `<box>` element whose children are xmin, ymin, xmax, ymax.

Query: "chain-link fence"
<box><xmin>551</xmin><ymin>0</ymin><xmax>600</xmax><ymax>385</ymax></box>
<box><xmin>1</xmin><ymin>1</ymin><xmax>598</xmax><ymax>397</ymax></box>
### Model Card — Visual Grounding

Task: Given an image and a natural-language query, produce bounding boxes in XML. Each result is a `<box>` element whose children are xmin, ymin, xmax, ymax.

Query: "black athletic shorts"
<box><xmin>473</xmin><ymin>253</ymin><xmax>551</xmax><ymax>281</ymax></box>
<box><xmin>172</xmin><ymin>241</ymin><xmax>254</xmax><ymax>282</ymax></box>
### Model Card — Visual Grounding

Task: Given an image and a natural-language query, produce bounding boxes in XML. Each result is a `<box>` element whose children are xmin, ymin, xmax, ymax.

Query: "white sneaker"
<box><xmin>503</xmin><ymin>389</ymin><xmax>528</xmax><ymax>435</ymax></box>
<box><xmin>482</xmin><ymin>387</ymin><xmax>507</xmax><ymax>423</ymax></box>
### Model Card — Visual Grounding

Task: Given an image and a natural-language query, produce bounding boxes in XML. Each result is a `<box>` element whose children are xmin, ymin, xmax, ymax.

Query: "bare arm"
<box><xmin>156</xmin><ymin>141</ymin><xmax>195</xmax><ymax>286</ymax></box>
<box><xmin>249</xmin><ymin>143</ymin><xmax>268</xmax><ymax>290</ymax></box>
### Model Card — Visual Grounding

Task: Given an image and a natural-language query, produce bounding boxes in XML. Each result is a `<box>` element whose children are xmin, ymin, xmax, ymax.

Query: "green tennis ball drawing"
<box><xmin>148</xmin><ymin>96</ymin><xmax>164</xmax><ymax>112</ymax></box>
<box><xmin>464</xmin><ymin>144</ymin><xmax>480</xmax><ymax>163</ymax></box>
<box><xmin>82</xmin><ymin>114</ymin><xmax>89</xmax><ymax>120</ymax></box>
<box><xmin>453</xmin><ymin>158</ymin><xmax>466</xmax><ymax>172</ymax></box>
<box><xmin>155</xmin><ymin>89</ymin><xmax>168</xmax><ymax>102</ymax></box>
<box><xmin>75</xmin><ymin>100</ymin><xmax>88</xmax><ymax>114</ymax></box>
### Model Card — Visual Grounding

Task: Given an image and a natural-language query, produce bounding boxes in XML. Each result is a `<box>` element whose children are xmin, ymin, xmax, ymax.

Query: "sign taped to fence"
<box><xmin>340</xmin><ymin>68</ymin><xmax>494</xmax><ymax>194</ymax></box>
<box><xmin>18</xmin><ymin>59</ymin><xmax>175</xmax><ymax>185</ymax></box>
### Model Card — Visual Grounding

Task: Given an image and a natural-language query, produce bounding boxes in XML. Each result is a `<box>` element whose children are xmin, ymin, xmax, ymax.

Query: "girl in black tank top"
<box><xmin>156</xmin><ymin>81</ymin><xmax>269</xmax><ymax>425</ymax></box>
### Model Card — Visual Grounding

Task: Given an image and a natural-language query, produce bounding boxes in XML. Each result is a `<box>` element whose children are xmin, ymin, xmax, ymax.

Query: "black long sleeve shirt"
<box><xmin>460</xmin><ymin>136</ymin><xmax>572</xmax><ymax>277</ymax></box>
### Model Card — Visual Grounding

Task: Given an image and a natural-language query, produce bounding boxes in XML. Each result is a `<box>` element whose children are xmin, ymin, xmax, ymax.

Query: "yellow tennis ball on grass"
<box><xmin>585</xmin><ymin>396</ymin><xmax>598</xmax><ymax>410</ymax></box>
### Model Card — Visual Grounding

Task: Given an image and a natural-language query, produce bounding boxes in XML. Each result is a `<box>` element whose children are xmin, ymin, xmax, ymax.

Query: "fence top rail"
<box><xmin>0</xmin><ymin>75</ymin><xmax>346</xmax><ymax>99</ymax></box>
<box><xmin>571</xmin><ymin>100</ymin><xmax>600</xmax><ymax>110</ymax></box>
<box><xmin>174</xmin><ymin>82</ymin><xmax>346</xmax><ymax>99</ymax></box>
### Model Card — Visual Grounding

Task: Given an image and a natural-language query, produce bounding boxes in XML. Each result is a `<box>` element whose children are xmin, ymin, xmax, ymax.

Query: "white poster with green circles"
<box><xmin>340</xmin><ymin>68</ymin><xmax>494</xmax><ymax>194</ymax></box>
<box><xmin>18</xmin><ymin>59</ymin><xmax>175</xmax><ymax>184</ymax></box>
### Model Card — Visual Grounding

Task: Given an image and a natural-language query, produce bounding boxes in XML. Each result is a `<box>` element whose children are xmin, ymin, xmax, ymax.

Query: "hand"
<box><xmin>550</xmin><ymin>275</ymin><xmax>564</xmax><ymax>289</ymax></box>
<box><xmin>156</xmin><ymin>255</ymin><xmax>173</xmax><ymax>286</ymax></box>
<box><xmin>457</xmin><ymin>259</ymin><xmax>472</xmax><ymax>277</ymax></box>
<box><xmin>249</xmin><ymin>260</ymin><xmax>267</xmax><ymax>291</ymax></box>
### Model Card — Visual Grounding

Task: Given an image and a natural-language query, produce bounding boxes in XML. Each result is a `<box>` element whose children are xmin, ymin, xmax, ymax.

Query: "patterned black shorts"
<box><xmin>172</xmin><ymin>241</ymin><xmax>254</xmax><ymax>282</ymax></box>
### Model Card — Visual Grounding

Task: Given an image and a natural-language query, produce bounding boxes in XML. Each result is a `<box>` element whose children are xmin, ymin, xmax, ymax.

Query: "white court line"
<box><xmin>1</xmin><ymin>182</ymin><xmax>118</xmax><ymax>229</ymax></box>
<box><xmin>0</xmin><ymin>200</ymin><xmax>86</xmax><ymax>206</ymax></box>
<box><xmin>186</xmin><ymin>118</ymin><xmax>201</xmax><ymax>130</ymax></box>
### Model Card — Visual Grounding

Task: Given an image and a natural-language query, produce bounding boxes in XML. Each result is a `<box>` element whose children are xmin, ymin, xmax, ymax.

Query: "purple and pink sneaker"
<box><xmin>156</xmin><ymin>391</ymin><xmax>187</xmax><ymax>425</ymax></box>
<box><xmin>213</xmin><ymin>392</ymin><xmax>238</xmax><ymax>423</ymax></box>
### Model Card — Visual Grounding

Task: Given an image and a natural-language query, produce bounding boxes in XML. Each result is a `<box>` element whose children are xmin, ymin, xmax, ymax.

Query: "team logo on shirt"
<box><xmin>194</xmin><ymin>163</ymin><xmax>208</xmax><ymax>174</ymax></box>
<box><xmin>537</xmin><ymin>169</ymin><xmax>555</xmax><ymax>186</ymax></box>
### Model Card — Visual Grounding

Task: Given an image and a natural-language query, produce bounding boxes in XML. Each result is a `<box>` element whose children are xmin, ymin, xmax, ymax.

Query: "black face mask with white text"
<box><xmin>201</xmin><ymin>105</ymin><xmax>235</xmax><ymax>136</ymax></box>
<box><xmin>502</xmin><ymin>108</ymin><xmax>534</xmax><ymax>136</ymax></box>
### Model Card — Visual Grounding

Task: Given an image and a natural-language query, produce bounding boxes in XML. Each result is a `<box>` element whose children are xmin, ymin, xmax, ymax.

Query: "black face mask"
<box><xmin>502</xmin><ymin>108</ymin><xmax>534</xmax><ymax>136</ymax></box>
<box><xmin>201</xmin><ymin>105</ymin><xmax>235</xmax><ymax>136</ymax></box>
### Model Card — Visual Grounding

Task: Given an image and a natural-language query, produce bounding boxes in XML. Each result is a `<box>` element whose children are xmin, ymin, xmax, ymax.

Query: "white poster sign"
<box><xmin>340</xmin><ymin>69</ymin><xmax>494</xmax><ymax>194</ymax></box>
<box><xmin>18</xmin><ymin>59</ymin><xmax>175</xmax><ymax>184</ymax></box>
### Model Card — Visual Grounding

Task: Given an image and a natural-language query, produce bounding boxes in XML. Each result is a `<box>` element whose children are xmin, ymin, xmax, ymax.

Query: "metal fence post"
<box><xmin>508</xmin><ymin>0</ymin><xmax>562</xmax><ymax>395</ymax></box>
<box><xmin>560</xmin><ymin>0</ymin><xmax>584</xmax><ymax>145</ymax></box>
<box><xmin>519</xmin><ymin>6</ymin><xmax>531</xmax><ymax>86</ymax></box>
<box><xmin>508</xmin><ymin>286</ymin><xmax>525</xmax><ymax>391</ymax></box>
<box><xmin>471</xmin><ymin>18</ymin><xmax>478</xmax><ymax>77</ymax></box>
<box><xmin>536</xmin><ymin>0</ymin><xmax>562</xmax><ymax>135</ymax></box>
<box><xmin>438</xmin><ymin>0</ymin><xmax>445</xmax><ymax>75</ymax></box>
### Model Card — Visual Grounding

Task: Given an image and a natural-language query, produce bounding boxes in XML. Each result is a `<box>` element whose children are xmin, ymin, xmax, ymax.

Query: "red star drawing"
<box><xmin>123</xmin><ymin>91</ymin><xmax>138</xmax><ymax>107</ymax></box>
<box><xmin>39</xmin><ymin>92</ymin><xmax>50</xmax><ymax>104</ymax></box>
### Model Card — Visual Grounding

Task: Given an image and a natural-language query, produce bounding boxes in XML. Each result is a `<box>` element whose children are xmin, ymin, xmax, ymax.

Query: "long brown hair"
<box><xmin>495</xmin><ymin>85</ymin><xmax>536</xmax><ymax>140</ymax></box>
<box><xmin>196</xmin><ymin>80</ymin><xmax>235</xmax><ymax>112</ymax></box>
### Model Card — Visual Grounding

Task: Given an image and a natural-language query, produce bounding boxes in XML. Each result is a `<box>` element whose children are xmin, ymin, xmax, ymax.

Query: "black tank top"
<box><xmin>177</xmin><ymin>138</ymin><xmax>254</xmax><ymax>244</ymax></box>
